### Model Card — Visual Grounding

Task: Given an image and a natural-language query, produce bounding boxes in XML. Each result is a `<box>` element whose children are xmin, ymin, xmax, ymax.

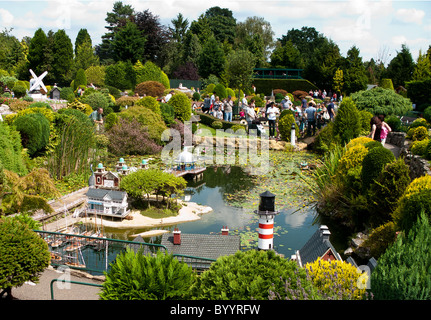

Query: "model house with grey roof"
<box><xmin>86</xmin><ymin>184</ymin><xmax>129</xmax><ymax>218</ymax></box>
<box><xmin>292</xmin><ymin>225</ymin><xmax>342</xmax><ymax>267</ymax></box>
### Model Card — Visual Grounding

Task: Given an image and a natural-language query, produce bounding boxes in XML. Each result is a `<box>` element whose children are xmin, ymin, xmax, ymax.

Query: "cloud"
<box><xmin>394</xmin><ymin>8</ymin><xmax>425</xmax><ymax>25</ymax></box>
<box><xmin>0</xmin><ymin>8</ymin><xmax>14</xmax><ymax>26</ymax></box>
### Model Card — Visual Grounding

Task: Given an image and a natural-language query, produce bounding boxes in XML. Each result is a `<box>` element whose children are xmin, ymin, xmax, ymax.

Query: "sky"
<box><xmin>1</xmin><ymin>0</ymin><xmax>430</xmax><ymax>65</ymax></box>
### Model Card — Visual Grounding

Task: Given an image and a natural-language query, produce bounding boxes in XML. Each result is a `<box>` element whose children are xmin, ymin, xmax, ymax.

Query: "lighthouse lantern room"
<box><xmin>254</xmin><ymin>191</ymin><xmax>280</xmax><ymax>250</ymax></box>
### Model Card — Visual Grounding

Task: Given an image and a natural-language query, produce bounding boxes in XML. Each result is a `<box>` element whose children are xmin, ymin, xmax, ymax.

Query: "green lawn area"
<box><xmin>139</xmin><ymin>206</ymin><xmax>179</xmax><ymax>219</ymax></box>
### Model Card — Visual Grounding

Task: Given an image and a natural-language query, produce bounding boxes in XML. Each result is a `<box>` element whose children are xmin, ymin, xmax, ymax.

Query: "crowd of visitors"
<box><xmin>193</xmin><ymin>90</ymin><xmax>339</xmax><ymax>140</ymax></box>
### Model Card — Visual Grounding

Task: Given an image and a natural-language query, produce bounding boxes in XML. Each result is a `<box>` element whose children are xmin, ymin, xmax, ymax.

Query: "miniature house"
<box><xmin>86</xmin><ymin>188</ymin><xmax>129</xmax><ymax>218</ymax></box>
<box><xmin>50</xmin><ymin>87</ymin><xmax>61</xmax><ymax>100</ymax></box>
<box><xmin>93</xmin><ymin>163</ymin><xmax>120</xmax><ymax>189</ymax></box>
<box><xmin>292</xmin><ymin>225</ymin><xmax>342</xmax><ymax>267</ymax></box>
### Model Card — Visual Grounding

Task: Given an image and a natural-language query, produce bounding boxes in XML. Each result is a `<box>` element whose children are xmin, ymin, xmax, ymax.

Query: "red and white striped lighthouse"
<box><xmin>254</xmin><ymin>191</ymin><xmax>279</xmax><ymax>250</ymax></box>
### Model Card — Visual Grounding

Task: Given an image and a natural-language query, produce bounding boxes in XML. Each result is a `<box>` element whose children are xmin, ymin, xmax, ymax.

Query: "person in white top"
<box><xmin>266</xmin><ymin>102</ymin><xmax>280</xmax><ymax>138</ymax></box>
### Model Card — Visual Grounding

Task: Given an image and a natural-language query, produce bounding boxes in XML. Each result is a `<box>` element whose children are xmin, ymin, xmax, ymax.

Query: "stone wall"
<box><xmin>391</xmin><ymin>131</ymin><xmax>431</xmax><ymax>179</ymax></box>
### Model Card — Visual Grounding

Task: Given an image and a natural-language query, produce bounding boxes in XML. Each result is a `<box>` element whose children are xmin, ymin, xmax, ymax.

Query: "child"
<box><xmin>379</xmin><ymin>115</ymin><xmax>392</xmax><ymax>146</ymax></box>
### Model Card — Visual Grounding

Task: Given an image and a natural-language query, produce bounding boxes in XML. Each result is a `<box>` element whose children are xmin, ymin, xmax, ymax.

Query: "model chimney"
<box><xmin>221</xmin><ymin>226</ymin><xmax>229</xmax><ymax>235</ymax></box>
<box><xmin>173</xmin><ymin>228</ymin><xmax>181</xmax><ymax>245</ymax></box>
<box><xmin>320</xmin><ymin>225</ymin><xmax>330</xmax><ymax>241</ymax></box>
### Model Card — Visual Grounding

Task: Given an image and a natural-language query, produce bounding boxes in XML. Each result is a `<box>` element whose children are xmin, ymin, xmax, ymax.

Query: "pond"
<box><xmin>104</xmin><ymin>151</ymin><xmax>322</xmax><ymax>259</ymax></box>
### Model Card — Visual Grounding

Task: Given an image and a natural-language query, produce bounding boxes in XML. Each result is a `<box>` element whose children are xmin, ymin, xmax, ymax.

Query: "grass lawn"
<box><xmin>139</xmin><ymin>206</ymin><xmax>179</xmax><ymax>219</ymax></box>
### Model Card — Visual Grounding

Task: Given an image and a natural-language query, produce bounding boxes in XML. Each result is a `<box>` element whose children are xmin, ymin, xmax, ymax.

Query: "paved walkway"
<box><xmin>10</xmin><ymin>266</ymin><xmax>103</xmax><ymax>300</ymax></box>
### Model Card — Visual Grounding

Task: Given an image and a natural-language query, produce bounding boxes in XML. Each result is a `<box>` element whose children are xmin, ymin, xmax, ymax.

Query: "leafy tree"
<box><xmin>172</xmin><ymin>61</ymin><xmax>199</xmax><ymax>81</ymax></box>
<box><xmin>198</xmin><ymin>35</ymin><xmax>225</xmax><ymax>78</ymax></box>
<box><xmin>384</xmin><ymin>44</ymin><xmax>415</xmax><ymax>87</ymax></box>
<box><xmin>0</xmin><ymin>216</ymin><xmax>51</xmax><ymax>299</ymax></box>
<box><xmin>85</xmin><ymin>65</ymin><xmax>105</xmax><ymax>87</ymax></box>
<box><xmin>74</xmin><ymin>40</ymin><xmax>99</xmax><ymax>72</ymax></box>
<box><xmin>204</xmin><ymin>6</ymin><xmax>237</xmax><ymax>45</ymax></box>
<box><xmin>193</xmin><ymin>250</ymin><xmax>316</xmax><ymax>300</ymax></box>
<box><xmin>223</xmin><ymin>49</ymin><xmax>256</xmax><ymax>92</ymax></box>
<box><xmin>112</xmin><ymin>21</ymin><xmax>146</xmax><ymax>63</ymax></box>
<box><xmin>235</xmin><ymin>16</ymin><xmax>275</xmax><ymax>63</ymax></box>
<box><xmin>333</xmin><ymin>68</ymin><xmax>344</xmax><ymax>95</ymax></box>
<box><xmin>100</xmin><ymin>249</ymin><xmax>195</xmax><ymax>300</ymax></box>
<box><xmin>134</xmin><ymin>9</ymin><xmax>171</xmax><ymax>65</ymax></box>
<box><xmin>0</xmin><ymin>168</ymin><xmax>60</xmax><ymax>215</ymax></box>
<box><xmin>341</xmin><ymin>46</ymin><xmax>368</xmax><ymax>95</ymax></box>
<box><xmin>350</xmin><ymin>87</ymin><xmax>412</xmax><ymax>116</ymax></box>
<box><xmin>181</xmin><ymin>31</ymin><xmax>202</xmax><ymax>66</ymax></box>
<box><xmin>279</xmin><ymin>27</ymin><xmax>327</xmax><ymax>63</ymax></box>
<box><xmin>134</xmin><ymin>61</ymin><xmax>168</xmax><ymax>88</ymax></box>
<box><xmin>189</xmin><ymin>14</ymin><xmax>214</xmax><ymax>45</ymax></box>
<box><xmin>0</xmin><ymin>29</ymin><xmax>26</xmax><ymax>75</ymax></box>
<box><xmin>270</xmin><ymin>40</ymin><xmax>304</xmax><ymax>69</ymax></box>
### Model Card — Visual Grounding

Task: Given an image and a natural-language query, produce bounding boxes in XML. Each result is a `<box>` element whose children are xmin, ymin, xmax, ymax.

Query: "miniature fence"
<box><xmin>36</xmin><ymin>230</ymin><xmax>217</xmax><ymax>275</ymax></box>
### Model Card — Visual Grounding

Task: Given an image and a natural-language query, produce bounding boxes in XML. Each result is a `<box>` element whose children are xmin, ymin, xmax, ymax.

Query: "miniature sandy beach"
<box><xmin>79</xmin><ymin>201</ymin><xmax>212</xmax><ymax>238</ymax></box>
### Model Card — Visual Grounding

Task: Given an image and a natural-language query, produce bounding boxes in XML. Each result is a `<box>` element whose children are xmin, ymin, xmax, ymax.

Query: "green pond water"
<box><xmin>103</xmin><ymin>151</ymin><xmax>325</xmax><ymax>258</ymax></box>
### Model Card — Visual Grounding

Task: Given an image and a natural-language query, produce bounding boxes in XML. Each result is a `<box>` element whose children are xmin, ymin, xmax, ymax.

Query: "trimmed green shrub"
<box><xmin>13</xmin><ymin>113</ymin><xmax>50</xmax><ymax>157</ymax></box>
<box><xmin>313</xmin><ymin>121</ymin><xmax>339</xmax><ymax>155</ymax></box>
<box><xmin>406</xmin><ymin>126</ymin><xmax>428</xmax><ymax>141</ymax></box>
<box><xmin>369</xmin><ymin>158</ymin><xmax>411</xmax><ymax>226</ymax></box>
<box><xmin>74</xmin><ymin>68</ymin><xmax>87</xmax><ymax>90</ymax></box>
<box><xmin>361</xmin><ymin>146</ymin><xmax>395</xmax><ymax>190</ymax></box>
<box><xmin>213</xmin><ymin>83</ymin><xmax>227</xmax><ymax>99</ymax></box>
<box><xmin>168</xmin><ymin>92</ymin><xmax>191</xmax><ymax>122</ymax></box>
<box><xmin>333</xmin><ymin>97</ymin><xmax>361</xmax><ymax>145</ymax></box>
<box><xmin>278</xmin><ymin>112</ymin><xmax>298</xmax><ymax>141</ymax></box>
<box><xmin>193</xmin><ymin>250</ymin><xmax>316</xmax><ymax>300</ymax></box>
<box><xmin>81</xmin><ymin>91</ymin><xmax>110</xmax><ymax>110</ymax></box>
<box><xmin>135</xmin><ymin>96</ymin><xmax>161</xmax><ymax>115</ymax></box>
<box><xmin>423</xmin><ymin>106</ymin><xmax>431</xmax><ymax>124</ymax></box>
<box><xmin>394</xmin><ymin>188</ymin><xmax>431</xmax><ymax>232</ymax></box>
<box><xmin>0</xmin><ymin>217</ymin><xmax>50</xmax><ymax>299</ymax></box>
<box><xmin>359</xmin><ymin>221</ymin><xmax>397</xmax><ymax>259</ymax></box>
<box><xmin>350</xmin><ymin>87</ymin><xmax>412</xmax><ymax>116</ymax></box>
<box><xmin>371</xmin><ymin>212</ymin><xmax>431</xmax><ymax>300</ymax></box>
<box><xmin>159</xmin><ymin>103</ymin><xmax>175</xmax><ymax>126</ymax></box>
<box><xmin>379</xmin><ymin>78</ymin><xmax>394</xmax><ymax>90</ymax></box>
<box><xmin>100</xmin><ymin>249</ymin><xmax>195</xmax><ymax>300</ymax></box>
<box><xmin>358</xmin><ymin>110</ymin><xmax>373</xmax><ymax>133</ymax></box>
<box><xmin>410</xmin><ymin>139</ymin><xmax>429</xmax><ymax>156</ymax></box>
<box><xmin>119</xmin><ymin>106</ymin><xmax>167</xmax><ymax>144</ymax></box>
<box><xmin>408</xmin><ymin>117</ymin><xmax>428</xmax><ymax>129</ymax></box>
<box><xmin>12</xmin><ymin>84</ymin><xmax>27</xmax><ymax>98</ymax></box>
<box><xmin>386</xmin><ymin>115</ymin><xmax>401</xmax><ymax>132</ymax></box>
<box><xmin>211</xmin><ymin>120</ymin><xmax>223</xmax><ymax>129</ymax></box>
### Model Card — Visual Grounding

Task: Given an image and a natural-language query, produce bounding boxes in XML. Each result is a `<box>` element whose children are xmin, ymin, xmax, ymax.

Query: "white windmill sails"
<box><xmin>29</xmin><ymin>69</ymin><xmax>48</xmax><ymax>93</ymax></box>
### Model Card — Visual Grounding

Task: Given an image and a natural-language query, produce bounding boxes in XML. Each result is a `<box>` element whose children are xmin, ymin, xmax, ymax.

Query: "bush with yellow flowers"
<box><xmin>305</xmin><ymin>258</ymin><xmax>369</xmax><ymax>300</ymax></box>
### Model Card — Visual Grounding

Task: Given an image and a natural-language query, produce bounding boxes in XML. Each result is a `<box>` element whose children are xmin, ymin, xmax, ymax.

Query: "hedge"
<box><xmin>253</xmin><ymin>79</ymin><xmax>319</xmax><ymax>96</ymax></box>
<box><xmin>195</xmin><ymin>111</ymin><xmax>238</xmax><ymax>130</ymax></box>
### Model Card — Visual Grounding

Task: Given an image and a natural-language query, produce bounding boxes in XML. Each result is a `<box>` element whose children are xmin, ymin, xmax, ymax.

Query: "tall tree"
<box><xmin>412</xmin><ymin>49</ymin><xmax>431</xmax><ymax>81</ymax></box>
<box><xmin>270</xmin><ymin>40</ymin><xmax>304</xmax><ymax>69</ymax></box>
<box><xmin>204</xmin><ymin>6</ymin><xmax>236</xmax><ymax>45</ymax></box>
<box><xmin>197</xmin><ymin>35</ymin><xmax>225</xmax><ymax>78</ymax></box>
<box><xmin>74</xmin><ymin>40</ymin><xmax>99</xmax><ymax>71</ymax></box>
<box><xmin>97</xmin><ymin>1</ymin><xmax>135</xmax><ymax>63</ymax></box>
<box><xmin>235</xmin><ymin>16</ymin><xmax>275</xmax><ymax>63</ymax></box>
<box><xmin>74</xmin><ymin>28</ymin><xmax>92</xmax><ymax>56</ymax></box>
<box><xmin>27</xmin><ymin>28</ymin><xmax>47</xmax><ymax>75</ymax></box>
<box><xmin>342</xmin><ymin>46</ymin><xmax>368</xmax><ymax>95</ymax></box>
<box><xmin>384</xmin><ymin>44</ymin><xmax>415</xmax><ymax>87</ymax></box>
<box><xmin>112</xmin><ymin>21</ymin><xmax>145</xmax><ymax>63</ymax></box>
<box><xmin>223</xmin><ymin>49</ymin><xmax>256</xmax><ymax>92</ymax></box>
<box><xmin>170</xmin><ymin>13</ymin><xmax>189</xmax><ymax>43</ymax></box>
<box><xmin>134</xmin><ymin>9</ymin><xmax>171</xmax><ymax>65</ymax></box>
<box><xmin>52</xmin><ymin>29</ymin><xmax>74</xmax><ymax>86</ymax></box>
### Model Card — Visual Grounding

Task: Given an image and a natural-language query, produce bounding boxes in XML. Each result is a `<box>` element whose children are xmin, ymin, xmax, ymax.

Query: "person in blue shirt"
<box><xmin>305</xmin><ymin>102</ymin><xmax>317</xmax><ymax>136</ymax></box>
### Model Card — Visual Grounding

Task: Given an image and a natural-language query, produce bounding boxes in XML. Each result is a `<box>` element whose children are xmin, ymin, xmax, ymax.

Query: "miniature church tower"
<box><xmin>254</xmin><ymin>191</ymin><xmax>279</xmax><ymax>250</ymax></box>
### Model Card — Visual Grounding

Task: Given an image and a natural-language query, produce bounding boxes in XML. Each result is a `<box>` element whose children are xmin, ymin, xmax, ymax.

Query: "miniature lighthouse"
<box><xmin>254</xmin><ymin>191</ymin><xmax>280</xmax><ymax>250</ymax></box>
